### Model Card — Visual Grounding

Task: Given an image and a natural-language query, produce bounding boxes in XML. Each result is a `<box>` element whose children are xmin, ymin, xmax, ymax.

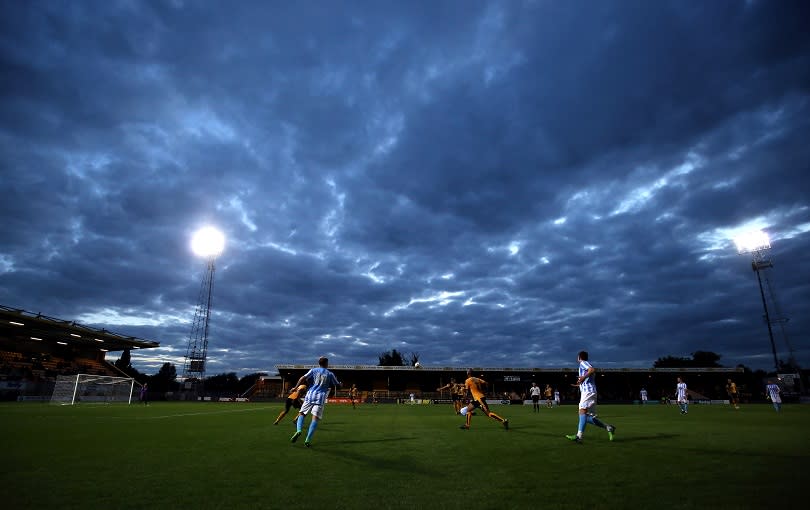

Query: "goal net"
<box><xmin>50</xmin><ymin>374</ymin><xmax>136</xmax><ymax>405</ymax></box>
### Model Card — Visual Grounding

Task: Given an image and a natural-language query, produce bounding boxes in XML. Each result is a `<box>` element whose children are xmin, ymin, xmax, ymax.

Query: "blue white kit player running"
<box><xmin>566</xmin><ymin>351</ymin><xmax>615</xmax><ymax>443</ymax></box>
<box><xmin>766</xmin><ymin>380</ymin><xmax>782</xmax><ymax>412</ymax></box>
<box><xmin>290</xmin><ymin>356</ymin><xmax>341</xmax><ymax>447</ymax></box>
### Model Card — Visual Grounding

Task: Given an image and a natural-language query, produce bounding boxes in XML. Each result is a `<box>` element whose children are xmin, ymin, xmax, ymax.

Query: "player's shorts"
<box><xmin>452</xmin><ymin>394</ymin><xmax>460</xmax><ymax>401</ymax></box>
<box><xmin>578</xmin><ymin>391</ymin><xmax>597</xmax><ymax>410</ymax></box>
<box><xmin>299</xmin><ymin>401</ymin><xmax>325</xmax><ymax>419</ymax></box>
<box><xmin>471</xmin><ymin>398</ymin><xmax>489</xmax><ymax>411</ymax></box>
<box><xmin>531</xmin><ymin>395</ymin><xmax>539</xmax><ymax>403</ymax></box>
<box><xmin>284</xmin><ymin>398</ymin><xmax>295</xmax><ymax>411</ymax></box>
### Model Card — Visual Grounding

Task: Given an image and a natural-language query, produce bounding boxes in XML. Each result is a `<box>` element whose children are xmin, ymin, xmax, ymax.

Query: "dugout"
<box><xmin>274</xmin><ymin>363</ymin><xmax>746</xmax><ymax>403</ymax></box>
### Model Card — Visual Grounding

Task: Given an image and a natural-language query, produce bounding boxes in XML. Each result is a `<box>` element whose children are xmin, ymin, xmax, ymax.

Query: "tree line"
<box><xmin>113</xmin><ymin>348</ymin><xmax>265</xmax><ymax>396</ymax></box>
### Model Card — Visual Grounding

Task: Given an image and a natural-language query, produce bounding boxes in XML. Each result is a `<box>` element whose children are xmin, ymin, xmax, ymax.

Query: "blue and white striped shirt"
<box><xmin>676</xmin><ymin>382</ymin><xmax>687</xmax><ymax>401</ymax></box>
<box><xmin>301</xmin><ymin>367</ymin><xmax>340</xmax><ymax>405</ymax></box>
<box><xmin>579</xmin><ymin>360</ymin><xmax>596</xmax><ymax>393</ymax></box>
<box><xmin>766</xmin><ymin>383</ymin><xmax>781</xmax><ymax>401</ymax></box>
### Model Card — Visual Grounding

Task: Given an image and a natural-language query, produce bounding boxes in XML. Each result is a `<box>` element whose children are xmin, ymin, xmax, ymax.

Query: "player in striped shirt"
<box><xmin>676</xmin><ymin>377</ymin><xmax>688</xmax><ymax>414</ymax></box>
<box><xmin>766</xmin><ymin>379</ymin><xmax>782</xmax><ymax>412</ymax></box>
<box><xmin>290</xmin><ymin>356</ymin><xmax>341</xmax><ymax>447</ymax></box>
<box><xmin>640</xmin><ymin>388</ymin><xmax>648</xmax><ymax>404</ymax></box>
<box><xmin>566</xmin><ymin>351</ymin><xmax>615</xmax><ymax>443</ymax></box>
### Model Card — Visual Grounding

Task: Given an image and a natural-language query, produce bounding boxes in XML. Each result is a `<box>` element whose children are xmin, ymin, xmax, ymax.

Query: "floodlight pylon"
<box><xmin>734</xmin><ymin>230</ymin><xmax>794</xmax><ymax>373</ymax></box>
<box><xmin>182</xmin><ymin>227</ymin><xmax>224</xmax><ymax>394</ymax></box>
<box><xmin>182</xmin><ymin>257</ymin><xmax>216</xmax><ymax>392</ymax></box>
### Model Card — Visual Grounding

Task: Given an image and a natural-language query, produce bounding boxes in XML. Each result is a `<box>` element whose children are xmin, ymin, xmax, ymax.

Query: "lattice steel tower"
<box><xmin>182</xmin><ymin>227</ymin><xmax>225</xmax><ymax>391</ymax></box>
<box><xmin>734</xmin><ymin>230</ymin><xmax>795</xmax><ymax>372</ymax></box>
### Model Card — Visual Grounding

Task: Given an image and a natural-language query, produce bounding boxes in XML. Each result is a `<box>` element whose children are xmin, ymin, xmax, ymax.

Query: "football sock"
<box><xmin>578</xmin><ymin>414</ymin><xmax>587</xmax><ymax>435</ymax></box>
<box><xmin>305</xmin><ymin>420</ymin><xmax>318</xmax><ymax>441</ymax></box>
<box><xmin>295</xmin><ymin>415</ymin><xmax>304</xmax><ymax>432</ymax></box>
<box><xmin>587</xmin><ymin>415</ymin><xmax>607</xmax><ymax>429</ymax></box>
<box><xmin>488</xmin><ymin>412</ymin><xmax>506</xmax><ymax>423</ymax></box>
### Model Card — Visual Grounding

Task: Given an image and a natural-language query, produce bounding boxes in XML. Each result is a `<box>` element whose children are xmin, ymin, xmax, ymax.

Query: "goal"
<box><xmin>50</xmin><ymin>374</ymin><xmax>136</xmax><ymax>405</ymax></box>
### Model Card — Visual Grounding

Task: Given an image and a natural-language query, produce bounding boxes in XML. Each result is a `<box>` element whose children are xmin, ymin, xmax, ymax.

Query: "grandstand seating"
<box><xmin>1</xmin><ymin>349</ymin><xmax>117</xmax><ymax>380</ymax></box>
<box><xmin>244</xmin><ymin>377</ymin><xmax>284</xmax><ymax>400</ymax></box>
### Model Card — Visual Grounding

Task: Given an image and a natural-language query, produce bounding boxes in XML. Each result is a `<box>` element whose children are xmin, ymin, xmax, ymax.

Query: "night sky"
<box><xmin>2</xmin><ymin>1</ymin><xmax>809</xmax><ymax>377</ymax></box>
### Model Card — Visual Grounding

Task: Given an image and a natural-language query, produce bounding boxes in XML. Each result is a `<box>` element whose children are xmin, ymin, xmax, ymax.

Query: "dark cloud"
<box><xmin>1</xmin><ymin>1</ymin><xmax>809</xmax><ymax>376</ymax></box>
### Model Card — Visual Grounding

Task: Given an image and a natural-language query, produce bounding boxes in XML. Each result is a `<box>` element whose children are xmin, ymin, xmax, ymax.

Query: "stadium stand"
<box><xmin>275</xmin><ymin>363</ymin><xmax>750</xmax><ymax>404</ymax></box>
<box><xmin>0</xmin><ymin>304</ymin><xmax>159</xmax><ymax>400</ymax></box>
<box><xmin>242</xmin><ymin>375</ymin><xmax>283</xmax><ymax>400</ymax></box>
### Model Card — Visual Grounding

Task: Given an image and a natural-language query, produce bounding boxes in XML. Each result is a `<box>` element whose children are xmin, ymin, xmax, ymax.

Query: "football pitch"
<box><xmin>1</xmin><ymin>402</ymin><xmax>806</xmax><ymax>510</ymax></box>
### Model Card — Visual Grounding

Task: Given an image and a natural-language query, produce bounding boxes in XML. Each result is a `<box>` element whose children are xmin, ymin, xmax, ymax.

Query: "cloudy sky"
<box><xmin>2</xmin><ymin>0</ymin><xmax>809</xmax><ymax>377</ymax></box>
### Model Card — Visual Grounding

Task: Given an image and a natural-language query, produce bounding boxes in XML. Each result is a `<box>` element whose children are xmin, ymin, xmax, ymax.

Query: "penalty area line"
<box><xmin>128</xmin><ymin>407</ymin><xmax>270</xmax><ymax>420</ymax></box>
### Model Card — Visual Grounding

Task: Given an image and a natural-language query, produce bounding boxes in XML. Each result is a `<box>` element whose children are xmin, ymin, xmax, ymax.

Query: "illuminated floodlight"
<box><xmin>191</xmin><ymin>226</ymin><xmax>225</xmax><ymax>258</ymax></box>
<box><xmin>733</xmin><ymin>230</ymin><xmax>770</xmax><ymax>254</ymax></box>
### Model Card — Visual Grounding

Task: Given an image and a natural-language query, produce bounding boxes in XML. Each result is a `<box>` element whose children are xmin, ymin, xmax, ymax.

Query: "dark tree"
<box><xmin>691</xmin><ymin>351</ymin><xmax>722</xmax><ymax>367</ymax></box>
<box><xmin>378</xmin><ymin>349</ymin><xmax>405</xmax><ymax>366</ymax></box>
<box><xmin>653</xmin><ymin>355</ymin><xmax>693</xmax><ymax>368</ymax></box>
<box><xmin>114</xmin><ymin>349</ymin><xmax>131</xmax><ymax>370</ymax></box>
<box><xmin>408</xmin><ymin>352</ymin><xmax>420</xmax><ymax>366</ymax></box>
<box><xmin>238</xmin><ymin>372</ymin><xmax>267</xmax><ymax>395</ymax></box>
<box><xmin>112</xmin><ymin>348</ymin><xmax>143</xmax><ymax>380</ymax></box>
<box><xmin>147</xmin><ymin>362</ymin><xmax>177</xmax><ymax>393</ymax></box>
<box><xmin>654</xmin><ymin>351</ymin><xmax>723</xmax><ymax>368</ymax></box>
<box><xmin>204</xmin><ymin>372</ymin><xmax>240</xmax><ymax>395</ymax></box>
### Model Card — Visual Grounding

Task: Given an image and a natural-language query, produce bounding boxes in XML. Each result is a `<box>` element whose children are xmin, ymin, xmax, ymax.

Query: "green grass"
<box><xmin>0</xmin><ymin>402</ymin><xmax>806</xmax><ymax>509</ymax></box>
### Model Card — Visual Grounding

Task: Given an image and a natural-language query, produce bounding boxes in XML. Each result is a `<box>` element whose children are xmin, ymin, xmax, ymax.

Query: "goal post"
<box><xmin>50</xmin><ymin>374</ymin><xmax>136</xmax><ymax>405</ymax></box>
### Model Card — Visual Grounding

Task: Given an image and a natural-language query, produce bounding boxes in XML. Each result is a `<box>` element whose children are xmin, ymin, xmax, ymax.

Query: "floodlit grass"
<box><xmin>0</xmin><ymin>401</ymin><xmax>806</xmax><ymax>509</ymax></box>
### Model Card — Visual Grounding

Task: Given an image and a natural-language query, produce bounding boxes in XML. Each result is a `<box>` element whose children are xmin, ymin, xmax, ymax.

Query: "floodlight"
<box><xmin>733</xmin><ymin>230</ymin><xmax>770</xmax><ymax>254</ymax></box>
<box><xmin>191</xmin><ymin>226</ymin><xmax>225</xmax><ymax>258</ymax></box>
<box><xmin>732</xmin><ymin>228</ymin><xmax>781</xmax><ymax>373</ymax></box>
<box><xmin>184</xmin><ymin>225</ymin><xmax>225</xmax><ymax>390</ymax></box>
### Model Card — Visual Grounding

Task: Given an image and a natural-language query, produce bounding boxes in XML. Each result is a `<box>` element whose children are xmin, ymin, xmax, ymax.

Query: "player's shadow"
<box><xmin>311</xmin><ymin>437</ymin><xmax>440</xmax><ymax>476</ymax></box>
<box><xmin>331</xmin><ymin>436</ymin><xmax>417</xmax><ymax>446</ymax></box>
<box><xmin>628</xmin><ymin>433</ymin><xmax>680</xmax><ymax>441</ymax></box>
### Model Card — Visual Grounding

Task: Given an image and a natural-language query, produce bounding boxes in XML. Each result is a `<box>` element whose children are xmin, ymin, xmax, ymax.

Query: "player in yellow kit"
<box><xmin>544</xmin><ymin>384</ymin><xmax>553</xmax><ymax>408</ymax></box>
<box><xmin>726</xmin><ymin>379</ymin><xmax>740</xmax><ymax>410</ymax></box>
<box><xmin>273</xmin><ymin>384</ymin><xmax>307</xmax><ymax>425</ymax></box>
<box><xmin>436</xmin><ymin>378</ymin><xmax>463</xmax><ymax>414</ymax></box>
<box><xmin>460</xmin><ymin>369</ymin><xmax>509</xmax><ymax>430</ymax></box>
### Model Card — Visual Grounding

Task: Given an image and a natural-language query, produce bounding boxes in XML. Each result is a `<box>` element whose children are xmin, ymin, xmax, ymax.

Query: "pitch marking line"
<box><xmin>118</xmin><ymin>406</ymin><xmax>271</xmax><ymax>420</ymax></box>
